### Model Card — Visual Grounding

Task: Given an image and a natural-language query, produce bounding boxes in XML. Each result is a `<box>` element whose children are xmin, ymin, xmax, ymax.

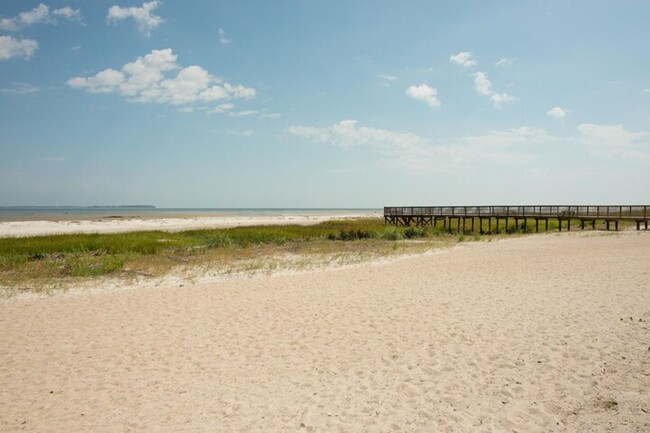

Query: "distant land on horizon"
<box><xmin>0</xmin><ymin>205</ymin><xmax>157</xmax><ymax>209</ymax></box>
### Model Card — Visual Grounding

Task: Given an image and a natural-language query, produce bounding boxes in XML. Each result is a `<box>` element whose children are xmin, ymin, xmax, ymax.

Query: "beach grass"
<box><xmin>0</xmin><ymin>219</ymin><xmax>453</xmax><ymax>290</ymax></box>
<box><xmin>0</xmin><ymin>217</ymin><xmax>616</xmax><ymax>293</ymax></box>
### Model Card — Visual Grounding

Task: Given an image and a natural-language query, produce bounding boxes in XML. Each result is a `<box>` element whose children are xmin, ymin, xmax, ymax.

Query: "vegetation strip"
<box><xmin>0</xmin><ymin>217</ymin><xmax>594</xmax><ymax>292</ymax></box>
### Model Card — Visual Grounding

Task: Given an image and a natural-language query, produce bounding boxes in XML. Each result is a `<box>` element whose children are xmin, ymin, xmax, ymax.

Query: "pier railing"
<box><xmin>384</xmin><ymin>205</ymin><xmax>650</xmax><ymax>232</ymax></box>
<box><xmin>384</xmin><ymin>205</ymin><xmax>649</xmax><ymax>219</ymax></box>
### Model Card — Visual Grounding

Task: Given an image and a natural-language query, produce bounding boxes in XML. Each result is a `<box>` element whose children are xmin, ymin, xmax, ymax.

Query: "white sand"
<box><xmin>0</xmin><ymin>213</ymin><xmax>379</xmax><ymax>238</ymax></box>
<box><xmin>1</xmin><ymin>232</ymin><xmax>649</xmax><ymax>432</ymax></box>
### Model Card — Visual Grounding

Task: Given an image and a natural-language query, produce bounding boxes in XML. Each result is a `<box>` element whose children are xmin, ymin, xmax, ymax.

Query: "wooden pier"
<box><xmin>384</xmin><ymin>205</ymin><xmax>650</xmax><ymax>233</ymax></box>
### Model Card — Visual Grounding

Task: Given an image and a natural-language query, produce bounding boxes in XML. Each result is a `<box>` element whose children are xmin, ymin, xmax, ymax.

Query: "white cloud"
<box><xmin>0</xmin><ymin>82</ymin><xmax>39</xmax><ymax>94</ymax></box>
<box><xmin>405</xmin><ymin>83</ymin><xmax>440</xmax><ymax>109</ymax></box>
<box><xmin>229</xmin><ymin>110</ymin><xmax>259</xmax><ymax>117</ymax></box>
<box><xmin>450</xmin><ymin>51</ymin><xmax>477</xmax><ymax>67</ymax></box>
<box><xmin>495</xmin><ymin>57</ymin><xmax>514</xmax><ymax>67</ymax></box>
<box><xmin>287</xmin><ymin>120</ymin><xmax>427</xmax><ymax>153</ymax></box>
<box><xmin>473</xmin><ymin>72</ymin><xmax>492</xmax><ymax>95</ymax></box>
<box><xmin>229</xmin><ymin>130</ymin><xmax>254</xmax><ymax>137</ymax></box>
<box><xmin>287</xmin><ymin>125</ymin><xmax>328</xmax><ymax>141</ymax></box>
<box><xmin>0</xmin><ymin>36</ymin><xmax>38</xmax><ymax>60</ymax></box>
<box><xmin>262</xmin><ymin>113</ymin><xmax>282</xmax><ymax>119</ymax></box>
<box><xmin>547</xmin><ymin>106</ymin><xmax>568</xmax><ymax>120</ymax></box>
<box><xmin>208</xmin><ymin>103</ymin><xmax>234</xmax><ymax>114</ymax></box>
<box><xmin>644</xmin><ymin>88</ymin><xmax>650</xmax><ymax>93</ymax></box>
<box><xmin>460</xmin><ymin>126</ymin><xmax>553</xmax><ymax>148</ymax></box>
<box><xmin>441</xmin><ymin>126</ymin><xmax>553</xmax><ymax>166</ymax></box>
<box><xmin>68</xmin><ymin>68</ymin><xmax>125</xmax><ymax>93</ymax></box>
<box><xmin>379</xmin><ymin>74</ymin><xmax>398</xmax><ymax>87</ymax></box>
<box><xmin>120</xmin><ymin>48</ymin><xmax>178</xmax><ymax>96</ymax></box>
<box><xmin>218</xmin><ymin>28</ymin><xmax>231</xmax><ymax>44</ymax></box>
<box><xmin>159</xmin><ymin>65</ymin><xmax>213</xmax><ymax>104</ymax></box>
<box><xmin>473</xmin><ymin>72</ymin><xmax>515</xmax><ymax>108</ymax></box>
<box><xmin>490</xmin><ymin>92</ymin><xmax>516</xmax><ymax>108</ymax></box>
<box><xmin>578</xmin><ymin>123</ymin><xmax>650</xmax><ymax>159</ymax></box>
<box><xmin>68</xmin><ymin>48</ymin><xmax>256</xmax><ymax>106</ymax></box>
<box><xmin>107</xmin><ymin>1</ymin><xmax>164</xmax><ymax>37</ymax></box>
<box><xmin>16</xmin><ymin>3</ymin><xmax>50</xmax><ymax>25</ymax></box>
<box><xmin>223</xmin><ymin>83</ymin><xmax>256</xmax><ymax>99</ymax></box>
<box><xmin>287</xmin><ymin>120</ymin><xmax>551</xmax><ymax>171</ymax></box>
<box><xmin>53</xmin><ymin>7</ymin><xmax>82</xmax><ymax>22</ymax></box>
<box><xmin>0</xmin><ymin>4</ymin><xmax>50</xmax><ymax>31</ymax></box>
<box><xmin>198</xmin><ymin>85</ymin><xmax>229</xmax><ymax>101</ymax></box>
<box><xmin>0</xmin><ymin>4</ymin><xmax>81</xmax><ymax>31</ymax></box>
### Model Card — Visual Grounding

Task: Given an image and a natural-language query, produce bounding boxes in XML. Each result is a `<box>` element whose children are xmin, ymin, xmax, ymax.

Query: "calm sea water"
<box><xmin>0</xmin><ymin>206</ymin><xmax>380</xmax><ymax>218</ymax></box>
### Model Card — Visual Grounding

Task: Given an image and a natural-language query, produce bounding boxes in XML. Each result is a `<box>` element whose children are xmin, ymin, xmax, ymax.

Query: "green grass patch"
<box><xmin>0</xmin><ymin>217</ymin><xmax>536</xmax><ymax>291</ymax></box>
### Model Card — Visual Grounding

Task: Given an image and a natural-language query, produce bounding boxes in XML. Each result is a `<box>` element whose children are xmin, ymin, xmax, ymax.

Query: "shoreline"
<box><xmin>0</xmin><ymin>211</ymin><xmax>381</xmax><ymax>238</ymax></box>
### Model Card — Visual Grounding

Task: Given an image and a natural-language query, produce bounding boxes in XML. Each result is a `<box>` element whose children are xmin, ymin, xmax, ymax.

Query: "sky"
<box><xmin>1</xmin><ymin>1</ymin><xmax>649</xmax><ymax>208</ymax></box>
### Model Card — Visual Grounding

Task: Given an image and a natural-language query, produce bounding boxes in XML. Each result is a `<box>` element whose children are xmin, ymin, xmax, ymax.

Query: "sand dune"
<box><xmin>1</xmin><ymin>231</ymin><xmax>648</xmax><ymax>432</ymax></box>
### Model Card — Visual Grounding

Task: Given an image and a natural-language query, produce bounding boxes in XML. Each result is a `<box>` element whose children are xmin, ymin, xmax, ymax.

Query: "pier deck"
<box><xmin>384</xmin><ymin>205</ymin><xmax>650</xmax><ymax>233</ymax></box>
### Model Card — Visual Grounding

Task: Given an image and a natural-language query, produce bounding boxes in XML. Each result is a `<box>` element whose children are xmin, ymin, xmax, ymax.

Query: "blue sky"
<box><xmin>1</xmin><ymin>1</ymin><xmax>649</xmax><ymax>207</ymax></box>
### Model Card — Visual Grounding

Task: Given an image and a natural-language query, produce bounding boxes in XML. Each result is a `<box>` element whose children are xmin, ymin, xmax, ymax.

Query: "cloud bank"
<box><xmin>578</xmin><ymin>124</ymin><xmax>650</xmax><ymax>159</ymax></box>
<box><xmin>288</xmin><ymin>120</ymin><xmax>553</xmax><ymax>171</ymax></box>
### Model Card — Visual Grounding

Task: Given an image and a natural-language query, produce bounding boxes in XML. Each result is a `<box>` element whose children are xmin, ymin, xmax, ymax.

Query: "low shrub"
<box><xmin>404</xmin><ymin>227</ymin><xmax>426</xmax><ymax>239</ymax></box>
<box><xmin>328</xmin><ymin>229</ymin><xmax>373</xmax><ymax>241</ymax></box>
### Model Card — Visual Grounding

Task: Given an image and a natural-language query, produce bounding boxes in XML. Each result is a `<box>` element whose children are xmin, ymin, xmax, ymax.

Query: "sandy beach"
<box><xmin>0</xmin><ymin>212</ymin><xmax>380</xmax><ymax>238</ymax></box>
<box><xmin>1</xmin><ymin>231</ymin><xmax>648</xmax><ymax>432</ymax></box>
